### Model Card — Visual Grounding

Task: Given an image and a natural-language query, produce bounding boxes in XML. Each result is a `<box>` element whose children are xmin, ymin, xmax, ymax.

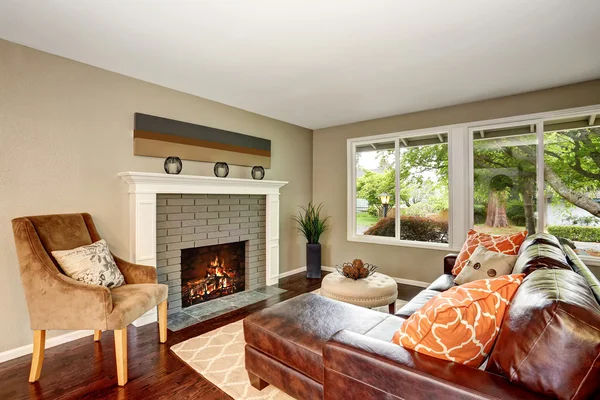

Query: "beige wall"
<box><xmin>313</xmin><ymin>80</ymin><xmax>600</xmax><ymax>283</ymax></box>
<box><xmin>0</xmin><ymin>39</ymin><xmax>313</xmax><ymax>352</ymax></box>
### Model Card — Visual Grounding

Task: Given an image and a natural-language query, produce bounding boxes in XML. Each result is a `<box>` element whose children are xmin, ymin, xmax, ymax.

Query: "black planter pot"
<box><xmin>306</xmin><ymin>243</ymin><xmax>322</xmax><ymax>278</ymax></box>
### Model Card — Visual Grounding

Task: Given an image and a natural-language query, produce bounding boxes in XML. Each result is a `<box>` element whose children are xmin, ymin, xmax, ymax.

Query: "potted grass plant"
<box><xmin>293</xmin><ymin>202</ymin><xmax>330</xmax><ymax>278</ymax></box>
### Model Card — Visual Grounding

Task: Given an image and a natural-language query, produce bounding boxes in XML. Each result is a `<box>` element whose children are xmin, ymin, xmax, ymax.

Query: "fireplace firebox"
<box><xmin>180</xmin><ymin>242</ymin><xmax>246</xmax><ymax>308</ymax></box>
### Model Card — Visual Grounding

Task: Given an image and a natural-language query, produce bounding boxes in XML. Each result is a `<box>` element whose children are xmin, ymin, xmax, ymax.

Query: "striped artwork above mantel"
<box><xmin>133</xmin><ymin>113</ymin><xmax>271</xmax><ymax>168</ymax></box>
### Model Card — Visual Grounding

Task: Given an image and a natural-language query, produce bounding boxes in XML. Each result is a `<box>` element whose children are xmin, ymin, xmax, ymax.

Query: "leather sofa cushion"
<box><xmin>395</xmin><ymin>289</ymin><xmax>439</xmax><ymax>318</ymax></box>
<box><xmin>512</xmin><ymin>243</ymin><xmax>571</xmax><ymax>275</ymax></box>
<box><xmin>363</xmin><ymin>315</ymin><xmax>406</xmax><ymax>342</ymax></box>
<box><xmin>243</xmin><ymin>293</ymin><xmax>390</xmax><ymax>383</ymax></box>
<box><xmin>487</xmin><ymin>269</ymin><xmax>600</xmax><ymax>400</ymax></box>
<box><xmin>518</xmin><ymin>232</ymin><xmax>562</xmax><ymax>255</ymax></box>
<box><xmin>426</xmin><ymin>274</ymin><xmax>456</xmax><ymax>292</ymax></box>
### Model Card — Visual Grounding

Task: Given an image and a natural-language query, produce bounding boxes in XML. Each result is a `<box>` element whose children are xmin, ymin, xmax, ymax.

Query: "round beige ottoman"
<box><xmin>321</xmin><ymin>272</ymin><xmax>399</xmax><ymax>314</ymax></box>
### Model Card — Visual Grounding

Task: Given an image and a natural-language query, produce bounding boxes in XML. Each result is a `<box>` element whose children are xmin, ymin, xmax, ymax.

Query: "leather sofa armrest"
<box><xmin>444</xmin><ymin>253</ymin><xmax>458</xmax><ymax>275</ymax></box>
<box><xmin>323</xmin><ymin>330</ymin><xmax>549</xmax><ymax>400</ymax></box>
<box><xmin>113</xmin><ymin>254</ymin><xmax>157</xmax><ymax>284</ymax></box>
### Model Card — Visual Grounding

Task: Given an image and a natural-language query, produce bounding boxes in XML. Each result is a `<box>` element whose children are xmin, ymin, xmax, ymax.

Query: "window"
<box><xmin>350</xmin><ymin>133</ymin><xmax>449</xmax><ymax>247</ymax></box>
<box><xmin>543</xmin><ymin>116</ymin><xmax>600</xmax><ymax>260</ymax></box>
<box><xmin>472</xmin><ymin>123</ymin><xmax>538</xmax><ymax>236</ymax></box>
<box><xmin>347</xmin><ymin>105</ymin><xmax>600</xmax><ymax>262</ymax></box>
<box><xmin>470</xmin><ymin>112</ymin><xmax>600</xmax><ymax>263</ymax></box>
<box><xmin>354</xmin><ymin>140</ymin><xmax>396</xmax><ymax>236</ymax></box>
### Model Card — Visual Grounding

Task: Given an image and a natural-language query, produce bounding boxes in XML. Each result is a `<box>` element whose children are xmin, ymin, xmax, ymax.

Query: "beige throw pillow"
<box><xmin>454</xmin><ymin>245</ymin><xmax>518</xmax><ymax>285</ymax></box>
<box><xmin>52</xmin><ymin>239</ymin><xmax>125</xmax><ymax>288</ymax></box>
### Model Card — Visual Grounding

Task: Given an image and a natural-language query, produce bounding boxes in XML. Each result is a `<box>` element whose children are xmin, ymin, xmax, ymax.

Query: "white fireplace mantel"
<box><xmin>118</xmin><ymin>172</ymin><xmax>288</xmax><ymax>325</ymax></box>
<box><xmin>119</xmin><ymin>171</ymin><xmax>288</xmax><ymax>195</ymax></box>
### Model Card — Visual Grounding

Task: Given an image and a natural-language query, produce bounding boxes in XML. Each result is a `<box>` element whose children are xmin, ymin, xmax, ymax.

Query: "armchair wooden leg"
<box><xmin>158</xmin><ymin>300</ymin><xmax>167</xmax><ymax>343</ymax></box>
<box><xmin>29</xmin><ymin>330</ymin><xmax>45</xmax><ymax>383</ymax></box>
<box><xmin>94</xmin><ymin>330</ymin><xmax>102</xmax><ymax>341</ymax></box>
<box><xmin>114</xmin><ymin>327</ymin><xmax>128</xmax><ymax>386</ymax></box>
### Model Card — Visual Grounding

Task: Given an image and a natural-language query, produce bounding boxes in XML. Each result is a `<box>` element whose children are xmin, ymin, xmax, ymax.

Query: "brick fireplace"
<box><xmin>156</xmin><ymin>193</ymin><xmax>266</xmax><ymax>314</ymax></box>
<box><xmin>118</xmin><ymin>172</ymin><xmax>287</xmax><ymax>326</ymax></box>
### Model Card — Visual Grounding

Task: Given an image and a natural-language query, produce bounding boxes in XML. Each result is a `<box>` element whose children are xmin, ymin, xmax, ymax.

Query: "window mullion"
<box><xmin>395</xmin><ymin>138</ymin><xmax>401</xmax><ymax>241</ymax></box>
<box><xmin>536</xmin><ymin>121</ymin><xmax>545</xmax><ymax>233</ymax></box>
<box><xmin>449</xmin><ymin>126</ymin><xmax>469</xmax><ymax>249</ymax></box>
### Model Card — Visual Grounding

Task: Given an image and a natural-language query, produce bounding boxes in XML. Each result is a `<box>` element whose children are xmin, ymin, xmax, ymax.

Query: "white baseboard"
<box><xmin>391</xmin><ymin>277</ymin><xmax>430</xmax><ymax>288</ymax></box>
<box><xmin>306</xmin><ymin>265</ymin><xmax>430</xmax><ymax>288</ymax></box>
<box><xmin>132</xmin><ymin>310</ymin><xmax>157</xmax><ymax>327</ymax></box>
<box><xmin>277</xmin><ymin>266</ymin><xmax>336</xmax><ymax>279</ymax></box>
<box><xmin>0</xmin><ymin>329</ymin><xmax>94</xmax><ymax>364</ymax></box>
<box><xmin>277</xmin><ymin>266</ymin><xmax>307</xmax><ymax>278</ymax></box>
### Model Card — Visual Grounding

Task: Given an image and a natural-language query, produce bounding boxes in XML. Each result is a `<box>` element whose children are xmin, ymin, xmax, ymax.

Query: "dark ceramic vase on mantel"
<box><xmin>306</xmin><ymin>243</ymin><xmax>322</xmax><ymax>278</ymax></box>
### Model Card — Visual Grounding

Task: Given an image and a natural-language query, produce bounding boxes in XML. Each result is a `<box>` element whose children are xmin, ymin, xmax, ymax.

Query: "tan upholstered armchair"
<box><xmin>12</xmin><ymin>213</ymin><xmax>168</xmax><ymax>386</ymax></box>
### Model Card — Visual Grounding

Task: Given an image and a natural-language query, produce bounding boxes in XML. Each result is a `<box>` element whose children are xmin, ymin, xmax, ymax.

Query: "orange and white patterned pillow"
<box><xmin>392</xmin><ymin>274</ymin><xmax>525</xmax><ymax>367</ymax></box>
<box><xmin>452</xmin><ymin>229</ymin><xmax>527</xmax><ymax>276</ymax></box>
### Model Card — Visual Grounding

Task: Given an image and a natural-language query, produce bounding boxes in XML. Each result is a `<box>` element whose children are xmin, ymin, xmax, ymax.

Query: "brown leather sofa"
<box><xmin>244</xmin><ymin>233</ymin><xmax>600</xmax><ymax>399</ymax></box>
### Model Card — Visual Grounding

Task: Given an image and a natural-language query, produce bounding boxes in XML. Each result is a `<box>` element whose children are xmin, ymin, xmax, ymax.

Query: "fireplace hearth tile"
<box><xmin>167</xmin><ymin>310</ymin><xmax>201</xmax><ymax>331</ymax></box>
<box><xmin>167</xmin><ymin>286</ymin><xmax>287</xmax><ymax>331</ymax></box>
<box><xmin>218</xmin><ymin>291</ymin><xmax>269</xmax><ymax>308</ymax></box>
<box><xmin>184</xmin><ymin>300</ymin><xmax>236</xmax><ymax>319</ymax></box>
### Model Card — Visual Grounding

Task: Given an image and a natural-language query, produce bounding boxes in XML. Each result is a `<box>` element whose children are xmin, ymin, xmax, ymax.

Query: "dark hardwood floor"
<box><xmin>0</xmin><ymin>271</ymin><xmax>422</xmax><ymax>400</ymax></box>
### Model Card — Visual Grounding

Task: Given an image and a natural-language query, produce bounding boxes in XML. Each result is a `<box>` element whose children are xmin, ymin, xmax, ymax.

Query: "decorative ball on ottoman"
<box><xmin>343</xmin><ymin>265</ymin><xmax>352</xmax><ymax>276</ymax></box>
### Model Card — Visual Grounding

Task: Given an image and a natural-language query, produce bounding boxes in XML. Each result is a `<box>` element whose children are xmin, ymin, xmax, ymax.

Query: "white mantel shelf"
<box><xmin>118</xmin><ymin>171</ymin><xmax>288</xmax><ymax>327</ymax></box>
<box><xmin>118</xmin><ymin>172</ymin><xmax>288</xmax><ymax>195</ymax></box>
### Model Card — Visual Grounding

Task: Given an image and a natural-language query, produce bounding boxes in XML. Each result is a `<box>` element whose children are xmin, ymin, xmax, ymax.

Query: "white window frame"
<box><xmin>347</xmin><ymin>127</ymin><xmax>461</xmax><ymax>251</ymax></box>
<box><xmin>347</xmin><ymin>104</ymin><xmax>600</xmax><ymax>265</ymax></box>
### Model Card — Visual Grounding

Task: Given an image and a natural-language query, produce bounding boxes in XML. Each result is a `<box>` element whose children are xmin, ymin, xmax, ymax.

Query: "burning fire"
<box><xmin>183</xmin><ymin>254</ymin><xmax>243</xmax><ymax>306</ymax></box>
<box><xmin>211</xmin><ymin>255</ymin><xmax>226</xmax><ymax>277</ymax></box>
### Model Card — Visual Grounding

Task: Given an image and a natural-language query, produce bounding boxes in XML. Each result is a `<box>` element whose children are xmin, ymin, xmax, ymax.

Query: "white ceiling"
<box><xmin>1</xmin><ymin>1</ymin><xmax>599</xmax><ymax>129</ymax></box>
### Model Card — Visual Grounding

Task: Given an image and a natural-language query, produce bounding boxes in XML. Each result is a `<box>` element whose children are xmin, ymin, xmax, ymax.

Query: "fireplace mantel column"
<box><xmin>265</xmin><ymin>193</ymin><xmax>280</xmax><ymax>285</ymax></box>
<box><xmin>128</xmin><ymin>192</ymin><xmax>158</xmax><ymax>327</ymax></box>
<box><xmin>129</xmin><ymin>192</ymin><xmax>157</xmax><ymax>267</ymax></box>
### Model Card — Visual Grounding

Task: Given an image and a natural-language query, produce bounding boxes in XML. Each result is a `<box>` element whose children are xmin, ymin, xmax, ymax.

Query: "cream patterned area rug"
<box><xmin>171</xmin><ymin>291</ymin><xmax>408</xmax><ymax>400</ymax></box>
<box><xmin>172</xmin><ymin>320</ymin><xmax>292</xmax><ymax>400</ymax></box>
